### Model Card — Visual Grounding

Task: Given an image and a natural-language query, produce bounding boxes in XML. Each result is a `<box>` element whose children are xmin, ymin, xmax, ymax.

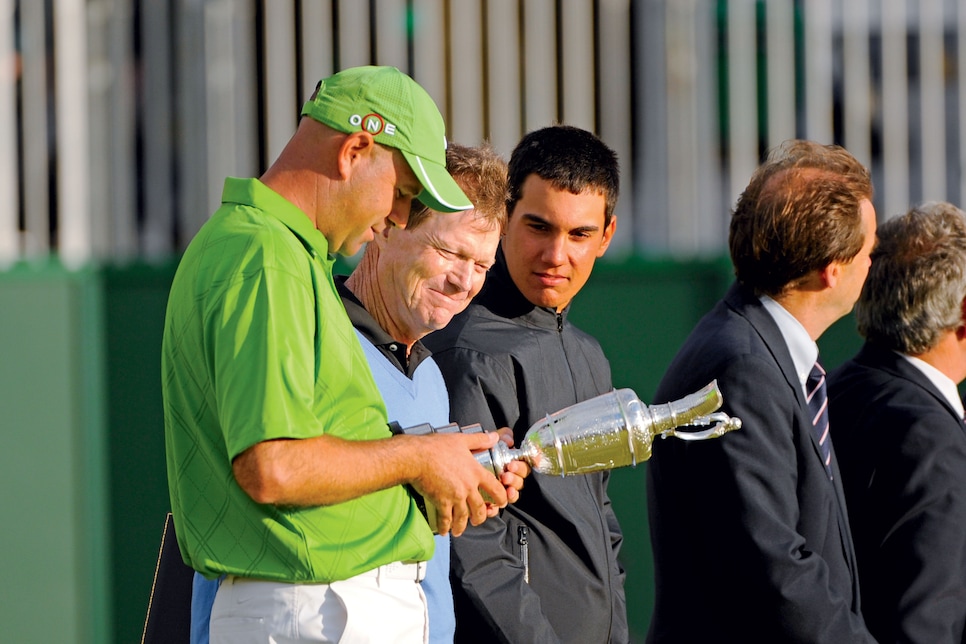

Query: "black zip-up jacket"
<box><xmin>425</xmin><ymin>250</ymin><xmax>628</xmax><ymax>643</ymax></box>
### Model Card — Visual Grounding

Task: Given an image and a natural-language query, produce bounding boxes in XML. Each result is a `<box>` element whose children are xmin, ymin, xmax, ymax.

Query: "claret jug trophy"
<box><xmin>391</xmin><ymin>380</ymin><xmax>741</xmax><ymax>477</ymax></box>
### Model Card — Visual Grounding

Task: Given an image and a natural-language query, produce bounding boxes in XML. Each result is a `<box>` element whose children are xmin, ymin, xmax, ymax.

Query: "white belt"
<box><xmin>225</xmin><ymin>560</ymin><xmax>427</xmax><ymax>586</ymax></box>
<box><xmin>358</xmin><ymin>561</ymin><xmax>427</xmax><ymax>582</ymax></box>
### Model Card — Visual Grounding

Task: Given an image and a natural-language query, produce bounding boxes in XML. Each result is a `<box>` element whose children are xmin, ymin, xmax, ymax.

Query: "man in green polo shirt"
<box><xmin>162</xmin><ymin>66</ymin><xmax>514</xmax><ymax>644</ymax></box>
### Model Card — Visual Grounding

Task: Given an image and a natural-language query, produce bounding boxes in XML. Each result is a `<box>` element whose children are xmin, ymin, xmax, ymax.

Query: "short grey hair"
<box><xmin>856</xmin><ymin>201</ymin><xmax>966</xmax><ymax>354</ymax></box>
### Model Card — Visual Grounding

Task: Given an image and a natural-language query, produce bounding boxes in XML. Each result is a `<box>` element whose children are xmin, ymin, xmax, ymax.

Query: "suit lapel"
<box><xmin>856</xmin><ymin>343</ymin><xmax>965</xmax><ymax>428</ymax></box>
<box><xmin>724</xmin><ymin>284</ymin><xmax>810</xmax><ymax>410</ymax></box>
<box><xmin>725</xmin><ymin>284</ymin><xmax>854</xmax><ymax>468</ymax></box>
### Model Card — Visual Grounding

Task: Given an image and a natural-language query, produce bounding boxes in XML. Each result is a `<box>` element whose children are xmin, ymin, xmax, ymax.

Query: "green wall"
<box><xmin>0</xmin><ymin>257</ymin><xmax>865</xmax><ymax>643</ymax></box>
<box><xmin>101</xmin><ymin>263</ymin><xmax>180</xmax><ymax>643</ymax></box>
<box><xmin>0</xmin><ymin>265</ymin><xmax>111</xmax><ymax>643</ymax></box>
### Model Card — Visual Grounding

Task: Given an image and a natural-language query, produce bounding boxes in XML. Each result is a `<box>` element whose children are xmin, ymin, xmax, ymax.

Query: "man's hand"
<box><xmin>232</xmin><ymin>429</ymin><xmax>528</xmax><ymax>535</ymax></box>
<box><xmin>408</xmin><ymin>431</ymin><xmax>509</xmax><ymax>536</ymax></box>
<box><xmin>500</xmin><ymin>461</ymin><xmax>530</xmax><ymax>505</ymax></box>
<box><xmin>494</xmin><ymin>427</ymin><xmax>530</xmax><ymax>505</ymax></box>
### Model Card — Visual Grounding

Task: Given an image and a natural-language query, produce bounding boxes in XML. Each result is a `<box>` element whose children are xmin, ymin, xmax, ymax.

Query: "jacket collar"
<box><xmin>854</xmin><ymin>341</ymin><xmax>964</xmax><ymax>421</ymax></box>
<box><xmin>476</xmin><ymin>246</ymin><xmax>569</xmax><ymax>331</ymax></box>
<box><xmin>334</xmin><ymin>275</ymin><xmax>432</xmax><ymax>377</ymax></box>
<box><xmin>725</xmin><ymin>281</ymin><xmax>805</xmax><ymax>407</ymax></box>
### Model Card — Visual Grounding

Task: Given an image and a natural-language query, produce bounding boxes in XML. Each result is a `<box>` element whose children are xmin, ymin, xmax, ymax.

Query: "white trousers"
<box><xmin>209</xmin><ymin>566</ymin><xmax>428</xmax><ymax>643</ymax></box>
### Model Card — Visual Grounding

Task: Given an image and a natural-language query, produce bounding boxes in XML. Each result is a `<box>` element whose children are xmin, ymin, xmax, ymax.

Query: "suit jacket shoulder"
<box><xmin>828</xmin><ymin>342</ymin><xmax>966</xmax><ymax>644</ymax></box>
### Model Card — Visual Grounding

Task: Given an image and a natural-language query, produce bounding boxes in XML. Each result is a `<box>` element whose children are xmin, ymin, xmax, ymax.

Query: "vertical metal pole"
<box><xmin>881</xmin><ymin>0</ymin><xmax>910</xmax><ymax>219</ymax></box>
<box><xmin>843</xmin><ymin>0</ymin><xmax>872</xmax><ymax>169</ymax></box>
<box><xmin>726</xmin><ymin>0</ymin><xmax>758</xmax><ymax>210</ymax></box>
<box><xmin>919</xmin><ymin>0</ymin><xmax>946</xmax><ymax>202</ymax></box>
<box><xmin>485</xmin><ymin>0</ymin><xmax>522</xmax><ymax>155</ymax></box>
<box><xmin>108</xmin><ymin>0</ymin><xmax>137</xmax><ymax>259</ymax></box>
<box><xmin>960</xmin><ymin>0</ymin><xmax>966</xmax><ymax>206</ymax></box>
<box><xmin>803</xmin><ymin>0</ymin><xmax>834</xmax><ymax>143</ymax></box>
<box><xmin>338</xmin><ymin>0</ymin><xmax>370</xmax><ymax>68</ymax></box>
<box><xmin>0</xmin><ymin>0</ymin><xmax>17</xmax><ymax>265</ymax></box>
<box><xmin>263</xmin><ymin>0</ymin><xmax>297</xmax><ymax>163</ymax></box>
<box><xmin>636</xmin><ymin>0</ymin><xmax>669</xmax><ymax>251</ymax></box>
<box><xmin>598</xmin><ymin>0</ymin><xmax>633</xmax><ymax>256</ymax></box>
<box><xmin>374</xmin><ymin>0</ymin><xmax>407</xmax><ymax>67</ymax></box>
<box><xmin>141</xmin><ymin>0</ymin><xmax>175</xmax><ymax>258</ymax></box>
<box><xmin>448</xmin><ymin>0</ymin><xmax>484</xmax><ymax>143</ymax></box>
<box><xmin>559</xmin><ymin>0</ymin><xmax>594</xmax><ymax>131</ymax></box>
<box><xmin>765</xmin><ymin>0</ymin><xmax>796</xmax><ymax>148</ymax></box>
<box><xmin>176</xmin><ymin>0</ymin><xmax>208</xmax><ymax>242</ymax></box>
<box><xmin>411</xmin><ymin>0</ymin><xmax>447</xmax><ymax>123</ymax></box>
<box><xmin>522</xmin><ymin>0</ymin><xmax>557</xmax><ymax>130</ymax></box>
<box><xmin>20</xmin><ymin>0</ymin><xmax>51</xmax><ymax>258</ymax></box>
<box><xmin>54</xmin><ymin>0</ymin><xmax>92</xmax><ymax>267</ymax></box>
<box><xmin>298</xmin><ymin>0</ymin><xmax>334</xmax><ymax>98</ymax></box>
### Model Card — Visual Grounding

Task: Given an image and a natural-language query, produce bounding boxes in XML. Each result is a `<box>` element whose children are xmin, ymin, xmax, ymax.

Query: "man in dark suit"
<box><xmin>646</xmin><ymin>140</ymin><xmax>878</xmax><ymax>642</ymax></box>
<box><xmin>828</xmin><ymin>201</ymin><xmax>966</xmax><ymax>644</ymax></box>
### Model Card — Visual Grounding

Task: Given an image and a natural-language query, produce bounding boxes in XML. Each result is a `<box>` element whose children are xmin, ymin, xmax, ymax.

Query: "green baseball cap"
<box><xmin>301</xmin><ymin>66</ymin><xmax>472</xmax><ymax>213</ymax></box>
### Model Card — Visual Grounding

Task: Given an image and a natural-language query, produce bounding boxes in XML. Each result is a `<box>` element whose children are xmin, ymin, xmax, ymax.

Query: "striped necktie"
<box><xmin>805</xmin><ymin>361</ymin><xmax>833</xmax><ymax>479</ymax></box>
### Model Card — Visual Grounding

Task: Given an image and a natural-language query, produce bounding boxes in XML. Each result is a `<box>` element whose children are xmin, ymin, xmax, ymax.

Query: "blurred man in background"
<box><xmin>829</xmin><ymin>201</ymin><xmax>966</xmax><ymax>644</ymax></box>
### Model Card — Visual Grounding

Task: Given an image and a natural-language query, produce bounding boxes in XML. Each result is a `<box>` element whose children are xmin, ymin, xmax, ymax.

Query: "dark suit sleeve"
<box><xmin>874</xmin><ymin>409</ymin><xmax>966</xmax><ymax>643</ymax></box>
<box><xmin>433</xmin><ymin>346</ymin><xmax>563</xmax><ymax>643</ymax></box>
<box><xmin>656</xmin><ymin>353</ymin><xmax>876</xmax><ymax>642</ymax></box>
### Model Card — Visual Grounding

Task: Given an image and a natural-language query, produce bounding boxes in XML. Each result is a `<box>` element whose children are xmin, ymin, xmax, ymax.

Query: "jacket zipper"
<box><xmin>518</xmin><ymin>525</ymin><xmax>530</xmax><ymax>584</ymax></box>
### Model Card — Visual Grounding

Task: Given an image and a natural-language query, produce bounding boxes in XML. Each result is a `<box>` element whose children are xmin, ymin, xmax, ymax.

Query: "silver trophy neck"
<box><xmin>476</xmin><ymin>440</ymin><xmax>527</xmax><ymax>476</ymax></box>
<box><xmin>647</xmin><ymin>381</ymin><xmax>723</xmax><ymax>433</ymax></box>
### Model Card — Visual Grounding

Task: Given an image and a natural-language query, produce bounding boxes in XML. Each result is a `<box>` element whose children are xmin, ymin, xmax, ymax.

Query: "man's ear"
<box><xmin>596</xmin><ymin>216</ymin><xmax>617</xmax><ymax>258</ymax></box>
<box><xmin>953</xmin><ymin>297</ymin><xmax>966</xmax><ymax>340</ymax></box>
<box><xmin>336</xmin><ymin>130</ymin><xmax>377</xmax><ymax>179</ymax></box>
<box><xmin>820</xmin><ymin>262</ymin><xmax>841</xmax><ymax>289</ymax></box>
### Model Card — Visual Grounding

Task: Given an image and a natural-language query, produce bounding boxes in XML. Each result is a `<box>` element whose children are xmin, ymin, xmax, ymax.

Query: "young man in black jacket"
<box><xmin>425</xmin><ymin>125</ymin><xmax>626</xmax><ymax>643</ymax></box>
